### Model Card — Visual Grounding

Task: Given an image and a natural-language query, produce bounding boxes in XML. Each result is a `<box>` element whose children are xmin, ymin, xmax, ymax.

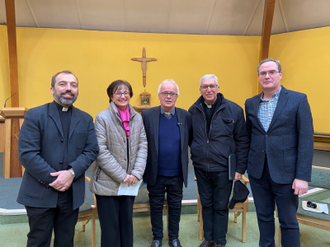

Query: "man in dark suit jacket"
<box><xmin>17</xmin><ymin>71</ymin><xmax>99</xmax><ymax>247</ymax></box>
<box><xmin>142</xmin><ymin>79</ymin><xmax>191</xmax><ymax>247</ymax></box>
<box><xmin>245</xmin><ymin>59</ymin><xmax>314</xmax><ymax>247</ymax></box>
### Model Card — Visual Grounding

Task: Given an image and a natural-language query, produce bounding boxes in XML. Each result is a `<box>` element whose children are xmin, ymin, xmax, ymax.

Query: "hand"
<box><xmin>127</xmin><ymin>175</ymin><xmax>138</xmax><ymax>187</ymax></box>
<box><xmin>292</xmin><ymin>178</ymin><xmax>309</xmax><ymax>196</ymax></box>
<box><xmin>122</xmin><ymin>174</ymin><xmax>130</xmax><ymax>184</ymax></box>
<box><xmin>49</xmin><ymin>170</ymin><xmax>74</xmax><ymax>192</ymax></box>
<box><xmin>234</xmin><ymin>172</ymin><xmax>242</xmax><ymax>181</ymax></box>
<box><xmin>122</xmin><ymin>174</ymin><xmax>138</xmax><ymax>186</ymax></box>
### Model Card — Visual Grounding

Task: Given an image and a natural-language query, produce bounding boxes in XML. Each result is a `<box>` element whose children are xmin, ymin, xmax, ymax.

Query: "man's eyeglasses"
<box><xmin>114</xmin><ymin>92</ymin><xmax>130</xmax><ymax>96</ymax></box>
<box><xmin>259</xmin><ymin>70</ymin><xmax>279</xmax><ymax>77</ymax></box>
<box><xmin>200</xmin><ymin>84</ymin><xmax>218</xmax><ymax>90</ymax></box>
<box><xmin>159</xmin><ymin>92</ymin><xmax>177</xmax><ymax>97</ymax></box>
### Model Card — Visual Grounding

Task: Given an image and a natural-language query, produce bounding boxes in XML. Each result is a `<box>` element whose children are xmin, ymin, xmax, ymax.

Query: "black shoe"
<box><xmin>150</xmin><ymin>240</ymin><xmax>162</xmax><ymax>247</ymax></box>
<box><xmin>169</xmin><ymin>239</ymin><xmax>182</xmax><ymax>247</ymax></box>
<box><xmin>199</xmin><ymin>240</ymin><xmax>215</xmax><ymax>247</ymax></box>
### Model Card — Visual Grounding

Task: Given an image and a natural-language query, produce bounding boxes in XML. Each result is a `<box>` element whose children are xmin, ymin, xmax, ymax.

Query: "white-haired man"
<box><xmin>142</xmin><ymin>80</ymin><xmax>191</xmax><ymax>247</ymax></box>
<box><xmin>189</xmin><ymin>74</ymin><xmax>249</xmax><ymax>247</ymax></box>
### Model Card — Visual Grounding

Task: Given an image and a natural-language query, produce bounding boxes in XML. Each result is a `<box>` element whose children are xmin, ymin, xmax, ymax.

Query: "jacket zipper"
<box><xmin>126</xmin><ymin>138</ymin><xmax>130</xmax><ymax>172</ymax></box>
<box><xmin>193</xmin><ymin>102</ymin><xmax>227</xmax><ymax>171</ymax></box>
<box><xmin>194</xmin><ymin>105</ymin><xmax>208</xmax><ymax>142</ymax></box>
<box><xmin>194</xmin><ymin>103</ymin><xmax>227</xmax><ymax>142</ymax></box>
<box><xmin>116</xmin><ymin>109</ymin><xmax>134</xmax><ymax>173</ymax></box>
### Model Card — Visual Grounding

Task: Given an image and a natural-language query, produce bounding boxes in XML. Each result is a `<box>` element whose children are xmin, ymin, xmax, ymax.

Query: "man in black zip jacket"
<box><xmin>189</xmin><ymin>74</ymin><xmax>249</xmax><ymax>247</ymax></box>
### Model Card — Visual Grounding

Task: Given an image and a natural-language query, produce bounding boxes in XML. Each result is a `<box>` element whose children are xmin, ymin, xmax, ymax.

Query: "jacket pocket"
<box><xmin>220</xmin><ymin>118</ymin><xmax>235</xmax><ymax>136</ymax></box>
<box><xmin>95</xmin><ymin>167</ymin><xmax>101</xmax><ymax>181</ymax></box>
<box><xmin>20</xmin><ymin>174</ymin><xmax>46</xmax><ymax>199</ymax></box>
<box><xmin>76</xmin><ymin>132</ymin><xmax>87</xmax><ymax>148</ymax></box>
<box><xmin>283</xmin><ymin>148</ymin><xmax>297</xmax><ymax>172</ymax></box>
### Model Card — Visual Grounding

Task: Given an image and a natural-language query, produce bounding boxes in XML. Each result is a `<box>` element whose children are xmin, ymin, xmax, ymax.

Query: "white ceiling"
<box><xmin>0</xmin><ymin>0</ymin><xmax>330</xmax><ymax>36</ymax></box>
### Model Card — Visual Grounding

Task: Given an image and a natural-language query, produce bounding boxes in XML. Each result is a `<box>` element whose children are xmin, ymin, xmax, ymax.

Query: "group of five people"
<box><xmin>17</xmin><ymin>58</ymin><xmax>314</xmax><ymax>247</ymax></box>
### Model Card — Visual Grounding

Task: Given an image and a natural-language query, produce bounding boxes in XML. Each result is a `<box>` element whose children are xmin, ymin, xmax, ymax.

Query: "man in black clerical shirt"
<box><xmin>189</xmin><ymin>74</ymin><xmax>249</xmax><ymax>247</ymax></box>
<box><xmin>17</xmin><ymin>71</ymin><xmax>99</xmax><ymax>247</ymax></box>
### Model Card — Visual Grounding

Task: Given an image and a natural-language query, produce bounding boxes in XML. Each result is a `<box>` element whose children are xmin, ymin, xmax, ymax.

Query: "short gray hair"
<box><xmin>257</xmin><ymin>58</ymin><xmax>282</xmax><ymax>74</ymax></box>
<box><xmin>157</xmin><ymin>79</ymin><xmax>180</xmax><ymax>95</ymax></box>
<box><xmin>200</xmin><ymin>74</ymin><xmax>218</xmax><ymax>86</ymax></box>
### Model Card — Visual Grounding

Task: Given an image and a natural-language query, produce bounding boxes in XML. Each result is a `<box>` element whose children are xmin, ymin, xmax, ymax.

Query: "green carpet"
<box><xmin>0</xmin><ymin>212</ymin><xmax>329</xmax><ymax>247</ymax></box>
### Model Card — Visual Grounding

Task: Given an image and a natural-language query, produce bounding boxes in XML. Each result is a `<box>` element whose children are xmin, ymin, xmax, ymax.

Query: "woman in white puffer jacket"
<box><xmin>90</xmin><ymin>80</ymin><xmax>147</xmax><ymax>247</ymax></box>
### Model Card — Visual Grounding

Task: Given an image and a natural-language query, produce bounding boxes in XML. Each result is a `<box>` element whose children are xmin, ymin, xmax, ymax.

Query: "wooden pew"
<box><xmin>314</xmin><ymin>133</ymin><xmax>330</xmax><ymax>151</ymax></box>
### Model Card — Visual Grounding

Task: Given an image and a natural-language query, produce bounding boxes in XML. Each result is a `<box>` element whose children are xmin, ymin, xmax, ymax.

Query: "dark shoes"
<box><xmin>199</xmin><ymin>240</ymin><xmax>215</xmax><ymax>247</ymax></box>
<box><xmin>151</xmin><ymin>239</ymin><xmax>182</xmax><ymax>247</ymax></box>
<box><xmin>169</xmin><ymin>239</ymin><xmax>182</xmax><ymax>247</ymax></box>
<box><xmin>215</xmin><ymin>244</ymin><xmax>225</xmax><ymax>247</ymax></box>
<box><xmin>150</xmin><ymin>240</ymin><xmax>162</xmax><ymax>247</ymax></box>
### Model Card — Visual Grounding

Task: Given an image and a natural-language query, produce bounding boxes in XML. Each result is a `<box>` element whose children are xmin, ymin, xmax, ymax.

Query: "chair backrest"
<box><xmin>310</xmin><ymin>166</ymin><xmax>330</xmax><ymax>189</ymax></box>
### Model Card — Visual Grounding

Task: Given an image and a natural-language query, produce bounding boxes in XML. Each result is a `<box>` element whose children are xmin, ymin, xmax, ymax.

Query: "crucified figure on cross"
<box><xmin>131</xmin><ymin>47</ymin><xmax>157</xmax><ymax>87</ymax></box>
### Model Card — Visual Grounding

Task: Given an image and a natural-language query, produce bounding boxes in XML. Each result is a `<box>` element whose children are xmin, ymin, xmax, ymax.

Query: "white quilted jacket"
<box><xmin>90</xmin><ymin>102</ymin><xmax>147</xmax><ymax>196</ymax></box>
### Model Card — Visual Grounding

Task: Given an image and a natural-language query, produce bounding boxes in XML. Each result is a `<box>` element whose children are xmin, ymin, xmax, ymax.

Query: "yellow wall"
<box><xmin>0</xmin><ymin>26</ymin><xmax>10</xmax><ymax>108</ymax></box>
<box><xmin>270</xmin><ymin>27</ymin><xmax>330</xmax><ymax>133</ymax></box>
<box><xmin>0</xmin><ymin>27</ymin><xmax>259</xmax><ymax>118</ymax></box>
<box><xmin>1</xmin><ymin>25</ymin><xmax>330</xmax><ymax>133</ymax></box>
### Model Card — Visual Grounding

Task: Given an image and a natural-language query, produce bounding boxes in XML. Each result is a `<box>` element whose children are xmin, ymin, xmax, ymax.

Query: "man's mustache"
<box><xmin>60</xmin><ymin>91</ymin><xmax>75</xmax><ymax>97</ymax></box>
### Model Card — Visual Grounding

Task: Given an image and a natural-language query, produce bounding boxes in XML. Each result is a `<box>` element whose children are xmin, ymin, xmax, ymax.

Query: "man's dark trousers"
<box><xmin>25</xmin><ymin>188</ymin><xmax>79</xmax><ymax>247</ymax></box>
<box><xmin>147</xmin><ymin>175</ymin><xmax>183</xmax><ymax>241</ymax></box>
<box><xmin>194</xmin><ymin>167</ymin><xmax>232</xmax><ymax>246</ymax></box>
<box><xmin>249</xmin><ymin>159</ymin><xmax>300</xmax><ymax>247</ymax></box>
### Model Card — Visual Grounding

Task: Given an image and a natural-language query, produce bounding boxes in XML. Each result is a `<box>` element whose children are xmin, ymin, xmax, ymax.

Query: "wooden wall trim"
<box><xmin>5</xmin><ymin>0</ymin><xmax>19</xmax><ymax>107</ymax></box>
<box><xmin>258</xmin><ymin>0</ymin><xmax>276</xmax><ymax>94</ymax></box>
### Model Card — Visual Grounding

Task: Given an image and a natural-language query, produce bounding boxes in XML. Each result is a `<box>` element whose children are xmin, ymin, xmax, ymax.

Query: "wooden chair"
<box><xmin>196</xmin><ymin>175</ymin><xmax>250</xmax><ymax>242</ymax></box>
<box><xmin>278</xmin><ymin>166</ymin><xmax>330</xmax><ymax>247</ymax></box>
<box><xmin>77</xmin><ymin>176</ymin><xmax>97</xmax><ymax>247</ymax></box>
<box><xmin>133</xmin><ymin>183</ymin><xmax>169</xmax><ymax>238</ymax></box>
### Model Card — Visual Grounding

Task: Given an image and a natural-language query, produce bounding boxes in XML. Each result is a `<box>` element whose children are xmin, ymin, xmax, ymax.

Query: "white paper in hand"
<box><xmin>117</xmin><ymin>180</ymin><xmax>143</xmax><ymax>196</ymax></box>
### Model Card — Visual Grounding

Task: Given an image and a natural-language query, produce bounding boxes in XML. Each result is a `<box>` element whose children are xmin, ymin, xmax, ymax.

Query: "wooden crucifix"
<box><xmin>131</xmin><ymin>47</ymin><xmax>157</xmax><ymax>87</ymax></box>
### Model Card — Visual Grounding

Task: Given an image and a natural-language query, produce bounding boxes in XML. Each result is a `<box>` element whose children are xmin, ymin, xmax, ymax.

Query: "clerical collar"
<box><xmin>54</xmin><ymin>101</ymin><xmax>72</xmax><ymax>112</ymax></box>
<box><xmin>203</xmin><ymin>101</ymin><xmax>214</xmax><ymax>108</ymax></box>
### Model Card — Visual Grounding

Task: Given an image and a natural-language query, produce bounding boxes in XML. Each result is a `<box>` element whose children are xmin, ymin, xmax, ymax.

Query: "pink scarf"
<box><xmin>116</xmin><ymin>105</ymin><xmax>130</xmax><ymax>138</ymax></box>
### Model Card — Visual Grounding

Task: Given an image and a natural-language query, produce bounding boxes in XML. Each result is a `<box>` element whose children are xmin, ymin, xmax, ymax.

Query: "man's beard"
<box><xmin>53</xmin><ymin>88</ymin><xmax>78</xmax><ymax>106</ymax></box>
